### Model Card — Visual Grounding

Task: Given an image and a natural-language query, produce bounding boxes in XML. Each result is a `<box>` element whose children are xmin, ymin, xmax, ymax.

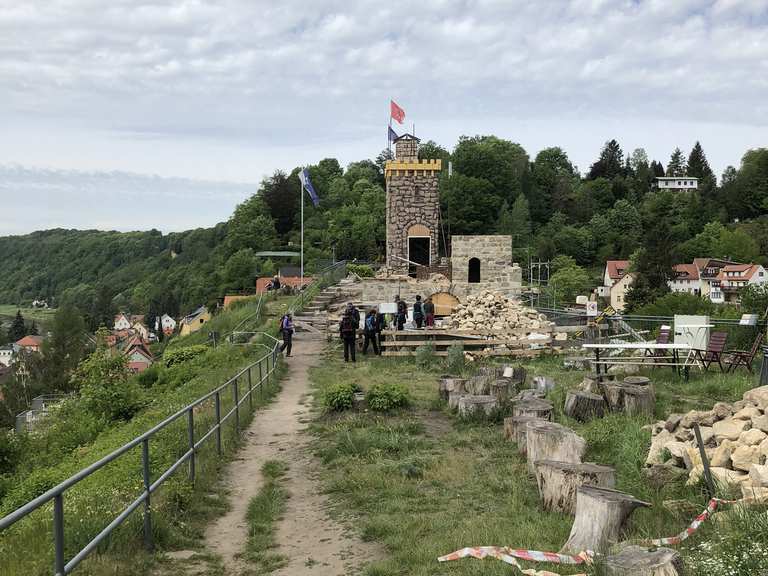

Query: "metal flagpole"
<box><xmin>300</xmin><ymin>178</ymin><xmax>304</xmax><ymax>284</ymax></box>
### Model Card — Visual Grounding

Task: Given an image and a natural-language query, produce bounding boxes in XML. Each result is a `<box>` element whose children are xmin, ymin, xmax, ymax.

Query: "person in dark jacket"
<box><xmin>424</xmin><ymin>298</ymin><xmax>435</xmax><ymax>328</ymax></box>
<box><xmin>395</xmin><ymin>296</ymin><xmax>407</xmax><ymax>331</ymax></box>
<box><xmin>339</xmin><ymin>310</ymin><xmax>357</xmax><ymax>362</ymax></box>
<box><xmin>346</xmin><ymin>302</ymin><xmax>360</xmax><ymax>328</ymax></box>
<box><xmin>413</xmin><ymin>295</ymin><xmax>424</xmax><ymax>329</ymax></box>
<box><xmin>362</xmin><ymin>309</ymin><xmax>379</xmax><ymax>355</ymax></box>
<box><xmin>375</xmin><ymin>309</ymin><xmax>387</xmax><ymax>354</ymax></box>
<box><xmin>279</xmin><ymin>313</ymin><xmax>294</xmax><ymax>356</ymax></box>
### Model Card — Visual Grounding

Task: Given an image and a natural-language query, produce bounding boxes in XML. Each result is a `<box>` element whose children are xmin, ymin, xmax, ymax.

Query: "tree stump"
<box><xmin>533</xmin><ymin>460</ymin><xmax>616</xmax><ymax>515</ymax></box>
<box><xmin>532</xmin><ymin>376</ymin><xmax>556</xmax><ymax>395</ymax></box>
<box><xmin>525</xmin><ymin>421</ymin><xmax>587</xmax><ymax>475</ymax></box>
<box><xmin>623</xmin><ymin>376</ymin><xmax>650</xmax><ymax>387</ymax></box>
<box><xmin>604</xmin><ymin>382</ymin><xmax>655</xmax><ymax>416</ymax></box>
<box><xmin>506</xmin><ymin>415</ymin><xmax>541</xmax><ymax>453</ymax></box>
<box><xmin>439</xmin><ymin>376</ymin><xmax>466</xmax><ymax>401</ymax></box>
<box><xmin>604</xmin><ymin>545</ymin><xmax>684</xmax><ymax>576</ymax></box>
<box><xmin>457</xmin><ymin>395</ymin><xmax>498</xmax><ymax>417</ymax></box>
<box><xmin>560</xmin><ymin>486</ymin><xmax>651</xmax><ymax>555</ymax></box>
<box><xmin>448</xmin><ymin>391</ymin><xmax>465</xmax><ymax>410</ymax></box>
<box><xmin>502</xmin><ymin>364</ymin><xmax>527</xmax><ymax>387</ymax></box>
<box><xmin>581</xmin><ymin>372</ymin><xmax>616</xmax><ymax>395</ymax></box>
<box><xmin>564</xmin><ymin>390</ymin><xmax>606</xmax><ymax>422</ymax></box>
<box><xmin>465</xmin><ymin>372</ymin><xmax>495</xmax><ymax>395</ymax></box>
<box><xmin>513</xmin><ymin>398</ymin><xmax>553</xmax><ymax>421</ymax></box>
<box><xmin>490</xmin><ymin>378</ymin><xmax>515</xmax><ymax>402</ymax></box>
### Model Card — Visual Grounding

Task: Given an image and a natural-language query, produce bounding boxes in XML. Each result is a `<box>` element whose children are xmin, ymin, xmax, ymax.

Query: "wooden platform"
<box><xmin>379</xmin><ymin>328</ymin><xmax>555</xmax><ymax>358</ymax></box>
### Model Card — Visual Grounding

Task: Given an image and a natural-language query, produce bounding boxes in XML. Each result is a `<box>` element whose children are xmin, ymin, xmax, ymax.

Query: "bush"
<box><xmin>324</xmin><ymin>382</ymin><xmax>359</xmax><ymax>411</ymax></box>
<box><xmin>414</xmin><ymin>342</ymin><xmax>435</xmax><ymax>368</ymax></box>
<box><xmin>0</xmin><ymin>429</ymin><xmax>23</xmax><ymax>475</ymax></box>
<box><xmin>135</xmin><ymin>363</ymin><xmax>162</xmax><ymax>388</ymax></box>
<box><xmin>445</xmin><ymin>343</ymin><xmax>465</xmax><ymax>374</ymax></box>
<box><xmin>164</xmin><ymin>345</ymin><xmax>209</xmax><ymax>368</ymax></box>
<box><xmin>366</xmin><ymin>382</ymin><xmax>410</xmax><ymax>412</ymax></box>
<box><xmin>348</xmin><ymin>264</ymin><xmax>375</xmax><ymax>278</ymax></box>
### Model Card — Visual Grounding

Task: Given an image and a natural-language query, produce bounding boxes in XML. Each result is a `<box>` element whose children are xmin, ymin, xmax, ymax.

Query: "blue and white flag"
<box><xmin>388</xmin><ymin>126</ymin><xmax>399</xmax><ymax>142</ymax></box>
<box><xmin>298</xmin><ymin>168</ymin><xmax>320</xmax><ymax>207</ymax></box>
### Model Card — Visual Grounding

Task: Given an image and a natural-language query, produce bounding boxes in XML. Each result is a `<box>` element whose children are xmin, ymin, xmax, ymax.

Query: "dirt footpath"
<box><xmin>203</xmin><ymin>335</ymin><xmax>379</xmax><ymax>575</ymax></box>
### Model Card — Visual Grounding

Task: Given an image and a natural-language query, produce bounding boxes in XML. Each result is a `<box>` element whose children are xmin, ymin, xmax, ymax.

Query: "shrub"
<box><xmin>324</xmin><ymin>382</ymin><xmax>359</xmax><ymax>411</ymax></box>
<box><xmin>164</xmin><ymin>345</ymin><xmax>209</xmax><ymax>368</ymax></box>
<box><xmin>347</xmin><ymin>264</ymin><xmax>374</xmax><ymax>278</ymax></box>
<box><xmin>135</xmin><ymin>363</ymin><xmax>162</xmax><ymax>388</ymax></box>
<box><xmin>0</xmin><ymin>429</ymin><xmax>23</xmax><ymax>475</ymax></box>
<box><xmin>414</xmin><ymin>342</ymin><xmax>435</xmax><ymax>368</ymax></box>
<box><xmin>445</xmin><ymin>343</ymin><xmax>465</xmax><ymax>374</ymax></box>
<box><xmin>366</xmin><ymin>382</ymin><xmax>410</xmax><ymax>412</ymax></box>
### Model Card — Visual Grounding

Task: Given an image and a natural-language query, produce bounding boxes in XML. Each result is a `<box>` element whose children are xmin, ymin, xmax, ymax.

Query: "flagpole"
<box><xmin>300</xmin><ymin>178</ymin><xmax>304</xmax><ymax>285</ymax></box>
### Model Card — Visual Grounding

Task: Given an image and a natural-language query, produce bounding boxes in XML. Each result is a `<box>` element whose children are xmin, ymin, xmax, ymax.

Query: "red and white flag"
<box><xmin>390</xmin><ymin>100</ymin><xmax>405</xmax><ymax>124</ymax></box>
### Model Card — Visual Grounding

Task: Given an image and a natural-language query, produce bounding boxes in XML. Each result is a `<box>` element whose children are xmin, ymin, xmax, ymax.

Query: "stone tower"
<box><xmin>385</xmin><ymin>134</ymin><xmax>442</xmax><ymax>275</ymax></box>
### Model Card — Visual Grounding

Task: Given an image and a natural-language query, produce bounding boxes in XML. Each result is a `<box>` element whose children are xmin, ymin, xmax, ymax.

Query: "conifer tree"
<box><xmin>666</xmin><ymin>148</ymin><xmax>687</xmax><ymax>177</ymax></box>
<box><xmin>8</xmin><ymin>310</ymin><xmax>26</xmax><ymax>342</ymax></box>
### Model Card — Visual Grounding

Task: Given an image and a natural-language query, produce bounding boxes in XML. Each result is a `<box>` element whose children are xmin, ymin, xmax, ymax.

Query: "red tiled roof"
<box><xmin>672</xmin><ymin>263</ymin><xmax>700</xmax><ymax>281</ymax></box>
<box><xmin>717</xmin><ymin>264</ymin><xmax>760</xmax><ymax>281</ymax></box>
<box><xmin>16</xmin><ymin>335</ymin><xmax>44</xmax><ymax>348</ymax></box>
<box><xmin>606</xmin><ymin>260</ymin><xmax>631</xmax><ymax>281</ymax></box>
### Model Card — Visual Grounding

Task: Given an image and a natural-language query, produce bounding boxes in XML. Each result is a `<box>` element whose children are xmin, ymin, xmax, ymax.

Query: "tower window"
<box><xmin>468</xmin><ymin>258</ymin><xmax>481</xmax><ymax>283</ymax></box>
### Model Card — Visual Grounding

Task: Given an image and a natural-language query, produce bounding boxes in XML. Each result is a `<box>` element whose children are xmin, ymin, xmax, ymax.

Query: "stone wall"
<box><xmin>451</xmin><ymin>235</ymin><xmax>522</xmax><ymax>299</ymax></box>
<box><xmin>360</xmin><ymin>276</ymin><xmax>452</xmax><ymax>306</ymax></box>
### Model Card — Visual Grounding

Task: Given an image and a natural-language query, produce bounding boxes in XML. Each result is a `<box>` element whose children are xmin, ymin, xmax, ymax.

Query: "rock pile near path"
<box><xmin>449</xmin><ymin>291</ymin><xmax>556</xmax><ymax>338</ymax></box>
<box><xmin>646</xmin><ymin>385</ymin><xmax>768</xmax><ymax>499</ymax></box>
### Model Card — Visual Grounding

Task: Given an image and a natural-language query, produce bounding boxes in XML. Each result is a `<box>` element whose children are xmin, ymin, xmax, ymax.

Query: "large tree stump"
<box><xmin>580</xmin><ymin>372</ymin><xmax>616</xmax><ymax>395</ymax></box>
<box><xmin>564</xmin><ymin>390</ymin><xmax>606</xmax><ymax>422</ymax></box>
<box><xmin>448</xmin><ymin>391</ymin><xmax>465</xmax><ymax>410</ymax></box>
<box><xmin>623</xmin><ymin>376</ymin><xmax>651</xmax><ymax>387</ymax></box>
<box><xmin>533</xmin><ymin>460</ymin><xmax>616</xmax><ymax>515</ymax></box>
<box><xmin>604</xmin><ymin>545</ymin><xmax>684</xmax><ymax>576</ymax></box>
<box><xmin>604</xmin><ymin>382</ymin><xmax>655</xmax><ymax>416</ymax></box>
<box><xmin>439</xmin><ymin>376</ymin><xmax>466</xmax><ymax>401</ymax></box>
<box><xmin>490</xmin><ymin>378</ymin><xmax>515</xmax><ymax>402</ymax></box>
<box><xmin>513</xmin><ymin>398</ymin><xmax>553</xmax><ymax>421</ymax></box>
<box><xmin>525</xmin><ymin>421</ymin><xmax>587</xmax><ymax>475</ymax></box>
<box><xmin>502</xmin><ymin>364</ymin><xmax>527</xmax><ymax>387</ymax></box>
<box><xmin>560</xmin><ymin>486</ymin><xmax>651</xmax><ymax>555</ymax></box>
<box><xmin>457</xmin><ymin>395</ymin><xmax>498</xmax><ymax>417</ymax></box>
<box><xmin>503</xmin><ymin>415</ymin><xmax>540</xmax><ymax>453</ymax></box>
<box><xmin>465</xmin><ymin>371</ymin><xmax>495</xmax><ymax>395</ymax></box>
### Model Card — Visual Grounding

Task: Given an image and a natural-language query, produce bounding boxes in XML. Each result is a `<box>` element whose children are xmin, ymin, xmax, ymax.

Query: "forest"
<box><xmin>0</xmin><ymin>137</ymin><xmax>767</xmax><ymax>322</ymax></box>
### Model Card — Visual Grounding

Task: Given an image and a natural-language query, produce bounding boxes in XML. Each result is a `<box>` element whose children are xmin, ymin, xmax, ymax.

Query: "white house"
<box><xmin>656</xmin><ymin>176</ymin><xmax>698</xmax><ymax>192</ymax></box>
<box><xmin>131</xmin><ymin>322</ymin><xmax>150</xmax><ymax>341</ymax></box>
<box><xmin>161</xmin><ymin>314</ymin><xmax>177</xmax><ymax>335</ymax></box>
<box><xmin>601</xmin><ymin>260</ymin><xmax>634</xmax><ymax>312</ymax></box>
<box><xmin>0</xmin><ymin>345</ymin><xmax>15</xmax><ymax>367</ymax></box>
<box><xmin>668</xmin><ymin>264</ymin><xmax>702</xmax><ymax>295</ymax></box>
<box><xmin>711</xmin><ymin>264</ymin><xmax>768</xmax><ymax>304</ymax></box>
<box><xmin>114</xmin><ymin>313</ymin><xmax>131</xmax><ymax>331</ymax></box>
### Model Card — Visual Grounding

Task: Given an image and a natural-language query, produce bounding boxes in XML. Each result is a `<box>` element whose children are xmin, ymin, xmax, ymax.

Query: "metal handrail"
<box><xmin>0</xmin><ymin>339</ymin><xmax>281</xmax><ymax>575</ymax></box>
<box><xmin>290</xmin><ymin>260</ymin><xmax>348</xmax><ymax>313</ymax></box>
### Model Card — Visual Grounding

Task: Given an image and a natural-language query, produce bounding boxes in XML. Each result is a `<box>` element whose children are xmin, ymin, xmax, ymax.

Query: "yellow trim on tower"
<box><xmin>384</xmin><ymin>158</ymin><xmax>442</xmax><ymax>176</ymax></box>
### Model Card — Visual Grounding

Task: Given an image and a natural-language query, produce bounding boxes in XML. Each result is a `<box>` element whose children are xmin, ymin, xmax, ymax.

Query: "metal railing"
<box><xmin>291</xmin><ymin>260</ymin><xmax>348</xmax><ymax>313</ymax></box>
<box><xmin>0</xmin><ymin>340</ymin><xmax>281</xmax><ymax>576</ymax></box>
<box><xmin>223</xmin><ymin>291</ymin><xmax>266</xmax><ymax>344</ymax></box>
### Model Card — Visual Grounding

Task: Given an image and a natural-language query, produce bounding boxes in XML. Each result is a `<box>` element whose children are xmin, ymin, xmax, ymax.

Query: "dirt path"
<box><xmin>202</xmin><ymin>334</ymin><xmax>379</xmax><ymax>575</ymax></box>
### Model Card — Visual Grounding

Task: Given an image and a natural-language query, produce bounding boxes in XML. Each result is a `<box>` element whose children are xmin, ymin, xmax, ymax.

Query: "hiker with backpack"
<box><xmin>424</xmin><ymin>297</ymin><xmax>435</xmax><ymax>328</ymax></box>
<box><xmin>376</xmin><ymin>309</ymin><xmax>387</xmax><ymax>354</ymax></box>
<box><xmin>279</xmin><ymin>313</ymin><xmax>294</xmax><ymax>357</ymax></box>
<box><xmin>362</xmin><ymin>309</ymin><xmax>379</xmax><ymax>355</ymax></box>
<box><xmin>339</xmin><ymin>310</ymin><xmax>357</xmax><ymax>363</ymax></box>
<box><xmin>413</xmin><ymin>295</ymin><xmax>425</xmax><ymax>329</ymax></box>
<box><xmin>395</xmin><ymin>295</ymin><xmax>407</xmax><ymax>331</ymax></box>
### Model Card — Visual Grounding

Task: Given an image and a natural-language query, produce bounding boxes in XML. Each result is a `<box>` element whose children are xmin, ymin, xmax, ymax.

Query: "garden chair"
<box><xmin>644</xmin><ymin>326</ymin><xmax>671</xmax><ymax>363</ymax></box>
<box><xmin>726</xmin><ymin>331</ymin><xmax>764</xmax><ymax>373</ymax></box>
<box><xmin>693</xmin><ymin>331</ymin><xmax>728</xmax><ymax>372</ymax></box>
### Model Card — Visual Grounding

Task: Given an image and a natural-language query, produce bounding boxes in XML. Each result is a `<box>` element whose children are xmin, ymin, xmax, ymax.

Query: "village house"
<box><xmin>599</xmin><ymin>260</ymin><xmax>634</xmax><ymax>312</ymax></box>
<box><xmin>179</xmin><ymin>306</ymin><xmax>211</xmax><ymax>336</ymax></box>
<box><xmin>667</xmin><ymin>263</ymin><xmax>701</xmax><ymax>295</ymax></box>
<box><xmin>131</xmin><ymin>321</ymin><xmax>150</xmax><ymax>341</ymax></box>
<box><xmin>710</xmin><ymin>263</ymin><xmax>768</xmax><ymax>304</ymax></box>
<box><xmin>15</xmin><ymin>335</ymin><xmax>44</xmax><ymax>354</ymax></box>
<box><xmin>122</xmin><ymin>336</ymin><xmax>153</xmax><ymax>373</ymax></box>
<box><xmin>114</xmin><ymin>313</ymin><xmax>131</xmax><ymax>331</ymax></box>
<box><xmin>0</xmin><ymin>345</ymin><xmax>15</xmax><ymax>367</ymax></box>
<box><xmin>161</xmin><ymin>314</ymin><xmax>176</xmax><ymax>336</ymax></box>
<box><xmin>655</xmin><ymin>176</ymin><xmax>698</xmax><ymax>192</ymax></box>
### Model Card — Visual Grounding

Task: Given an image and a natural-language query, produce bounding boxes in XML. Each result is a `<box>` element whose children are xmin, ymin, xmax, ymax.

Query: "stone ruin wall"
<box><xmin>451</xmin><ymin>235</ymin><xmax>522</xmax><ymax>300</ymax></box>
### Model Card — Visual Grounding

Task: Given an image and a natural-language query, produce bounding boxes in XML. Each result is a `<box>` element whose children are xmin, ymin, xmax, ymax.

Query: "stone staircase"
<box><xmin>293</xmin><ymin>282</ymin><xmax>362</xmax><ymax>334</ymax></box>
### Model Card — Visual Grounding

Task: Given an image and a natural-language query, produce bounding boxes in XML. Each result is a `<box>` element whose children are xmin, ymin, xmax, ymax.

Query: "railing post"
<box><xmin>259</xmin><ymin>358</ymin><xmax>264</xmax><ymax>400</ymax></box>
<box><xmin>187</xmin><ymin>409</ymin><xmax>195</xmax><ymax>484</ymax></box>
<box><xmin>234</xmin><ymin>377</ymin><xmax>240</xmax><ymax>435</ymax></box>
<box><xmin>142</xmin><ymin>438</ymin><xmax>153</xmax><ymax>551</ymax></box>
<box><xmin>54</xmin><ymin>494</ymin><xmax>65</xmax><ymax>576</ymax></box>
<box><xmin>247</xmin><ymin>366</ymin><xmax>253</xmax><ymax>410</ymax></box>
<box><xmin>215</xmin><ymin>391</ymin><xmax>222</xmax><ymax>456</ymax></box>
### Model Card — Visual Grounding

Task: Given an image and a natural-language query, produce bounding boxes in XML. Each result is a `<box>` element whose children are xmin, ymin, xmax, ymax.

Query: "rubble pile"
<box><xmin>450</xmin><ymin>291</ymin><xmax>558</xmax><ymax>339</ymax></box>
<box><xmin>646</xmin><ymin>385</ymin><xmax>768</xmax><ymax>500</ymax></box>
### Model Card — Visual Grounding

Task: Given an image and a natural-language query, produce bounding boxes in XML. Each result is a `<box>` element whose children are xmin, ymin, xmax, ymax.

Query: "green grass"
<box><xmin>0</xmin><ymin>305</ymin><xmax>57</xmax><ymax>332</ymax></box>
<box><xmin>308</xmin><ymin>351</ymin><xmax>767</xmax><ymax>575</ymax></box>
<box><xmin>243</xmin><ymin>460</ymin><xmax>290</xmax><ymax>573</ymax></box>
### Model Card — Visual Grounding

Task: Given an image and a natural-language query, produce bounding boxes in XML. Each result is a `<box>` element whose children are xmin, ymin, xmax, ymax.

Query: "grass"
<box><xmin>243</xmin><ymin>460</ymin><xmax>290</xmax><ymax>573</ymax></box>
<box><xmin>0</xmin><ymin>298</ymin><xmax>289</xmax><ymax>576</ymax></box>
<box><xmin>0</xmin><ymin>304</ymin><xmax>57</xmax><ymax>332</ymax></box>
<box><xmin>308</xmin><ymin>350</ymin><xmax>768</xmax><ymax>576</ymax></box>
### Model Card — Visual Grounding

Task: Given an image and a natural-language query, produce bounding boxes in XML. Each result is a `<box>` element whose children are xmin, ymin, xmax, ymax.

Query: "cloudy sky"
<box><xmin>1</xmin><ymin>0</ymin><xmax>766</xmax><ymax>235</ymax></box>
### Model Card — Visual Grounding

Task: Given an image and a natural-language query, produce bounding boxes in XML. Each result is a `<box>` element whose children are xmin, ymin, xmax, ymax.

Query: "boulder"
<box><xmin>752</xmin><ymin>414</ymin><xmax>768</xmax><ymax>433</ymax></box>
<box><xmin>710</xmin><ymin>440</ymin><xmax>735</xmax><ymax>467</ymax></box>
<box><xmin>689</xmin><ymin>466</ymin><xmax>747</xmax><ymax>486</ymax></box>
<box><xmin>743</xmin><ymin>386</ymin><xmax>768</xmax><ymax>410</ymax></box>
<box><xmin>683</xmin><ymin>446</ymin><xmax>710</xmax><ymax>470</ymax></box>
<box><xmin>681</xmin><ymin>409</ymin><xmax>715</xmax><ymax>428</ymax></box>
<box><xmin>732</xmin><ymin>400</ymin><xmax>750</xmax><ymax>411</ymax></box>
<box><xmin>734</xmin><ymin>406</ymin><xmax>762</xmax><ymax>420</ymax></box>
<box><xmin>712</xmin><ymin>402</ymin><xmax>733</xmax><ymax>420</ymax></box>
<box><xmin>694</xmin><ymin>425</ymin><xmax>715</xmax><ymax>447</ymax></box>
<box><xmin>674</xmin><ymin>428</ymin><xmax>693</xmax><ymax>442</ymax></box>
<box><xmin>731</xmin><ymin>445</ymin><xmax>762</xmax><ymax>472</ymax></box>
<box><xmin>644</xmin><ymin>464</ymin><xmax>688</xmax><ymax>488</ymax></box>
<box><xmin>713</xmin><ymin>418</ymin><xmax>751</xmax><ymax>442</ymax></box>
<box><xmin>645</xmin><ymin>429</ymin><xmax>674</xmax><ymax>466</ymax></box>
<box><xmin>739</xmin><ymin>428</ymin><xmax>767</xmax><ymax>446</ymax></box>
<box><xmin>759</xmin><ymin>437</ymin><xmax>768</xmax><ymax>459</ymax></box>
<box><xmin>742</xmin><ymin>485</ymin><xmax>768</xmax><ymax>503</ymax></box>
<box><xmin>665</xmin><ymin>441</ymin><xmax>688</xmax><ymax>464</ymax></box>
<box><xmin>749</xmin><ymin>464</ymin><xmax>768</xmax><ymax>487</ymax></box>
<box><xmin>664</xmin><ymin>413</ymin><xmax>683</xmax><ymax>432</ymax></box>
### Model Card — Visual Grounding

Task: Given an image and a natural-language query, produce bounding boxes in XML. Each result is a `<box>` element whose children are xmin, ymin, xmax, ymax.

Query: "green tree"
<box><xmin>418</xmin><ymin>140</ymin><xmax>451</xmax><ymax>164</ymax></box>
<box><xmin>440</xmin><ymin>173</ymin><xmax>500</xmax><ymax>235</ymax></box>
<box><xmin>223</xmin><ymin>248</ymin><xmax>257</xmax><ymax>291</ymax></box>
<box><xmin>259</xmin><ymin>171</ymin><xmax>299</xmax><ymax>237</ymax></box>
<box><xmin>226</xmin><ymin>194</ymin><xmax>278</xmax><ymax>255</ymax></box>
<box><xmin>41</xmin><ymin>304</ymin><xmax>89</xmax><ymax>393</ymax></box>
<box><xmin>587</xmin><ymin>139</ymin><xmax>624</xmax><ymax>180</ymax></box>
<box><xmin>530</xmin><ymin>147</ymin><xmax>576</xmax><ymax>224</ymax></box>
<box><xmin>8</xmin><ymin>311</ymin><xmax>26</xmax><ymax>342</ymax></box>
<box><xmin>452</xmin><ymin>135</ymin><xmax>529</xmax><ymax>202</ymax></box>
<box><xmin>548</xmin><ymin>261</ymin><xmax>591</xmax><ymax>304</ymax></box>
<box><xmin>510</xmin><ymin>194</ymin><xmax>532</xmax><ymax>246</ymax></box>
<box><xmin>666</xmin><ymin>147</ymin><xmax>687</xmax><ymax>177</ymax></box>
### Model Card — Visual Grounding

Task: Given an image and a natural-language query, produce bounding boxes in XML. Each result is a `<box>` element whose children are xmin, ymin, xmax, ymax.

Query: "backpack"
<box><xmin>341</xmin><ymin>315</ymin><xmax>356</xmax><ymax>336</ymax></box>
<box><xmin>365</xmin><ymin>315</ymin><xmax>376</xmax><ymax>333</ymax></box>
<box><xmin>413</xmin><ymin>301</ymin><xmax>423</xmax><ymax>318</ymax></box>
<box><xmin>397</xmin><ymin>300</ymin><xmax>406</xmax><ymax>314</ymax></box>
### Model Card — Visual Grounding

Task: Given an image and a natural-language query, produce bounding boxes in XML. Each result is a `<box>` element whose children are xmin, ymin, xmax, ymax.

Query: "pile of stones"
<box><xmin>449</xmin><ymin>291</ymin><xmax>558</xmax><ymax>339</ymax></box>
<box><xmin>646</xmin><ymin>385</ymin><xmax>768</xmax><ymax>499</ymax></box>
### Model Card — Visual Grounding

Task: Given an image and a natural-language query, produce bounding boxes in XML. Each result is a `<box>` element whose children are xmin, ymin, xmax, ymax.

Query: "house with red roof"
<box><xmin>601</xmin><ymin>260</ymin><xmax>634</xmax><ymax>312</ymax></box>
<box><xmin>711</xmin><ymin>263</ymin><xmax>767</xmax><ymax>304</ymax></box>
<box><xmin>15</xmin><ymin>335</ymin><xmax>44</xmax><ymax>354</ymax></box>
<box><xmin>668</xmin><ymin>263</ymin><xmax>701</xmax><ymax>295</ymax></box>
<box><xmin>121</xmin><ymin>335</ymin><xmax>154</xmax><ymax>373</ymax></box>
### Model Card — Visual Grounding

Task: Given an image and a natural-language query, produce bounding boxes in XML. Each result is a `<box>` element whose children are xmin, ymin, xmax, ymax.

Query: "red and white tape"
<box><xmin>641</xmin><ymin>497</ymin><xmax>738</xmax><ymax>547</ymax></box>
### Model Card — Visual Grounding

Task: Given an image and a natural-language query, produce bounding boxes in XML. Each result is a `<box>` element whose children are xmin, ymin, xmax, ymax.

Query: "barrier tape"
<box><xmin>438</xmin><ymin>498</ymin><xmax>744</xmax><ymax>573</ymax></box>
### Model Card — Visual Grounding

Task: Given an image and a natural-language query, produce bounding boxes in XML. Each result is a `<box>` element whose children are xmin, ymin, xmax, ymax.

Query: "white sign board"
<box><xmin>586</xmin><ymin>302</ymin><xmax>598</xmax><ymax>317</ymax></box>
<box><xmin>379</xmin><ymin>303</ymin><xmax>397</xmax><ymax>314</ymax></box>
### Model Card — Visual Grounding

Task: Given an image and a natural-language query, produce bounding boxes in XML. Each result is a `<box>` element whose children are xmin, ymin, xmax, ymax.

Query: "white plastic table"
<box><xmin>582</xmin><ymin>342</ymin><xmax>693</xmax><ymax>376</ymax></box>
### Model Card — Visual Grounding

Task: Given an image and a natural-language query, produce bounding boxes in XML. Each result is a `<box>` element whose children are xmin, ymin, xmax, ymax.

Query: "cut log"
<box><xmin>439</xmin><ymin>376</ymin><xmax>466</xmax><ymax>401</ymax></box>
<box><xmin>534</xmin><ymin>460</ymin><xmax>616</xmax><ymax>515</ymax></box>
<box><xmin>604</xmin><ymin>545</ymin><xmax>684</xmax><ymax>576</ymax></box>
<box><xmin>457</xmin><ymin>395</ymin><xmax>498</xmax><ymax>417</ymax></box>
<box><xmin>604</xmin><ymin>382</ymin><xmax>656</xmax><ymax>417</ymax></box>
<box><xmin>490</xmin><ymin>378</ymin><xmax>515</xmax><ymax>402</ymax></box>
<box><xmin>507</xmin><ymin>415</ymin><xmax>541</xmax><ymax>453</ymax></box>
<box><xmin>560</xmin><ymin>486</ymin><xmax>651</xmax><ymax>555</ymax></box>
<box><xmin>448</xmin><ymin>391</ymin><xmax>465</xmax><ymax>410</ymax></box>
<box><xmin>503</xmin><ymin>416</ymin><xmax>515</xmax><ymax>440</ymax></box>
<box><xmin>525</xmin><ymin>421</ymin><xmax>587</xmax><ymax>475</ymax></box>
<box><xmin>513</xmin><ymin>398</ymin><xmax>553</xmax><ymax>421</ymax></box>
<box><xmin>623</xmin><ymin>376</ymin><xmax>651</xmax><ymax>387</ymax></box>
<box><xmin>465</xmin><ymin>371</ymin><xmax>495</xmax><ymax>395</ymax></box>
<box><xmin>564</xmin><ymin>390</ymin><xmax>606</xmax><ymax>422</ymax></box>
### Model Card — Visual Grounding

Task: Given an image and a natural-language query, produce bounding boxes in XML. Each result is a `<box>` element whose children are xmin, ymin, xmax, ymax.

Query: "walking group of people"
<box><xmin>394</xmin><ymin>294</ymin><xmax>435</xmax><ymax>330</ymax></box>
<box><xmin>339</xmin><ymin>302</ymin><xmax>385</xmax><ymax>362</ymax></box>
